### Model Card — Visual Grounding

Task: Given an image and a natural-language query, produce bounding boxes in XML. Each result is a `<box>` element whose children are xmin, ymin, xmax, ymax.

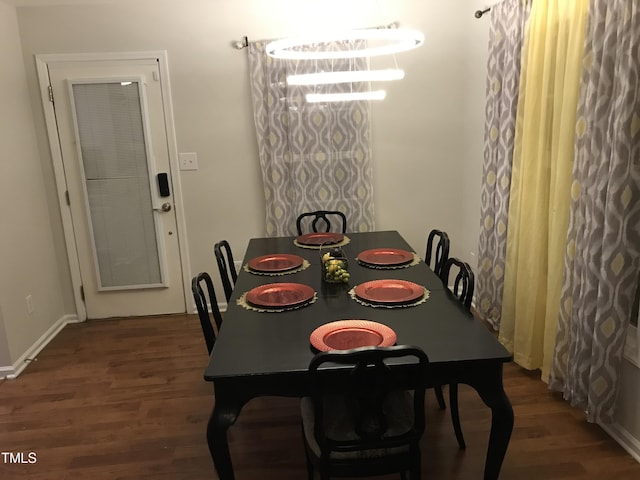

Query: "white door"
<box><xmin>47</xmin><ymin>59</ymin><xmax>186</xmax><ymax>319</ymax></box>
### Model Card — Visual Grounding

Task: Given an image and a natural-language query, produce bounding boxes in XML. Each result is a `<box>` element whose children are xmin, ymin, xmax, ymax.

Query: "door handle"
<box><xmin>153</xmin><ymin>202</ymin><xmax>172</xmax><ymax>212</ymax></box>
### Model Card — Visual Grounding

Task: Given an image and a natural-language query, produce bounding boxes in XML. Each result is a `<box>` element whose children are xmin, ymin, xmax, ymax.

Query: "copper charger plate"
<box><xmin>354</xmin><ymin>279</ymin><xmax>425</xmax><ymax>305</ymax></box>
<box><xmin>248</xmin><ymin>254</ymin><xmax>304</xmax><ymax>273</ymax></box>
<box><xmin>357</xmin><ymin>248</ymin><xmax>414</xmax><ymax>267</ymax></box>
<box><xmin>310</xmin><ymin>320</ymin><xmax>397</xmax><ymax>352</ymax></box>
<box><xmin>246</xmin><ymin>282</ymin><xmax>315</xmax><ymax>309</ymax></box>
<box><xmin>296</xmin><ymin>232</ymin><xmax>344</xmax><ymax>246</ymax></box>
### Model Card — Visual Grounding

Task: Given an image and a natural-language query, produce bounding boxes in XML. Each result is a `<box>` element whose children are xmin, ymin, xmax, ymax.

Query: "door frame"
<box><xmin>35</xmin><ymin>51</ymin><xmax>191</xmax><ymax>321</ymax></box>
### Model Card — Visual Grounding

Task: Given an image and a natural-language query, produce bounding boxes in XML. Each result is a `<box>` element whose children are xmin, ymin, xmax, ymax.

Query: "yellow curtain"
<box><xmin>499</xmin><ymin>0</ymin><xmax>589</xmax><ymax>380</ymax></box>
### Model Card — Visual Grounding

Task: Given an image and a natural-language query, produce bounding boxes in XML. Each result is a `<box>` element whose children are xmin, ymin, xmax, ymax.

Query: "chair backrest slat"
<box><xmin>191</xmin><ymin>272</ymin><xmax>223</xmax><ymax>354</ymax></box>
<box><xmin>440</xmin><ymin>257</ymin><xmax>475</xmax><ymax>311</ymax></box>
<box><xmin>214</xmin><ymin>240</ymin><xmax>237</xmax><ymax>302</ymax></box>
<box><xmin>425</xmin><ymin>229</ymin><xmax>450</xmax><ymax>278</ymax></box>
<box><xmin>296</xmin><ymin>210</ymin><xmax>347</xmax><ymax>235</ymax></box>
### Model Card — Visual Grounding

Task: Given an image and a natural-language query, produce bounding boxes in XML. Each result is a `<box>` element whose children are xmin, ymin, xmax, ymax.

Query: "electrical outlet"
<box><xmin>179</xmin><ymin>152</ymin><xmax>198</xmax><ymax>171</ymax></box>
<box><xmin>26</xmin><ymin>294</ymin><xmax>35</xmax><ymax>314</ymax></box>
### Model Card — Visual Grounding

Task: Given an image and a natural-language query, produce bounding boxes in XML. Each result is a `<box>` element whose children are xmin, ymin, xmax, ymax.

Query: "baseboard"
<box><xmin>187</xmin><ymin>302</ymin><xmax>228</xmax><ymax>315</ymax></box>
<box><xmin>600</xmin><ymin>421</ymin><xmax>640</xmax><ymax>464</ymax></box>
<box><xmin>0</xmin><ymin>314</ymin><xmax>81</xmax><ymax>379</ymax></box>
<box><xmin>624</xmin><ymin>325</ymin><xmax>639</xmax><ymax>367</ymax></box>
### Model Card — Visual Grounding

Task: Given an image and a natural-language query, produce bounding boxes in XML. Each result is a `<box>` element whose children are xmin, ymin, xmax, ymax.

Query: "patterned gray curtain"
<box><xmin>475</xmin><ymin>0</ymin><xmax>531</xmax><ymax>329</ymax></box>
<box><xmin>549</xmin><ymin>0</ymin><xmax>640</xmax><ymax>423</ymax></box>
<box><xmin>247</xmin><ymin>41</ymin><xmax>375</xmax><ymax>237</ymax></box>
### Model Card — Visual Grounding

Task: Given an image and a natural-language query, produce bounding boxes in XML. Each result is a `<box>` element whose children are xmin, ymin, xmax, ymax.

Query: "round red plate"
<box><xmin>248</xmin><ymin>254</ymin><xmax>304</xmax><ymax>272</ymax></box>
<box><xmin>354</xmin><ymin>279</ymin><xmax>425</xmax><ymax>305</ymax></box>
<box><xmin>357</xmin><ymin>248</ymin><xmax>414</xmax><ymax>266</ymax></box>
<box><xmin>246</xmin><ymin>283</ymin><xmax>315</xmax><ymax>308</ymax></box>
<box><xmin>296</xmin><ymin>232</ymin><xmax>344</xmax><ymax>246</ymax></box>
<box><xmin>310</xmin><ymin>320</ymin><xmax>397</xmax><ymax>352</ymax></box>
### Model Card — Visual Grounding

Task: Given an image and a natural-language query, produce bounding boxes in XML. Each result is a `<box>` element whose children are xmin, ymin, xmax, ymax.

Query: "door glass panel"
<box><xmin>72</xmin><ymin>82</ymin><xmax>162</xmax><ymax>289</ymax></box>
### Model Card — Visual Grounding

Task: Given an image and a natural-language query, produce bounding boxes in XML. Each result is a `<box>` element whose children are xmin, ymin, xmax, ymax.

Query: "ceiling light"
<box><xmin>266</xmin><ymin>28</ymin><xmax>424</xmax><ymax>60</ymax></box>
<box><xmin>306</xmin><ymin>90</ymin><xmax>387</xmax><ymax>103</ymax></box>
<box><xmin>287</xmin><ymin>69</ymin><xmax>405</xmax><ymax>85</ymax></box>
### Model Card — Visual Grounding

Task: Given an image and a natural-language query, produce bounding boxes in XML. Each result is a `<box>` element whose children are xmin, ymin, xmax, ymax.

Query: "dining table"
<box><xmin>204</xmin><ymin>230</ymin><xmax>513</xmax><ymax>479</ymax></box>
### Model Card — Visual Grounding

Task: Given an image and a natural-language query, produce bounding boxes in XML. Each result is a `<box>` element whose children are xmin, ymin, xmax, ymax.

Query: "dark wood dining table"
<box><xmin>204</xmin><ymin>230</ymin><xmax>513</xmax><ymax>479</ymax></box>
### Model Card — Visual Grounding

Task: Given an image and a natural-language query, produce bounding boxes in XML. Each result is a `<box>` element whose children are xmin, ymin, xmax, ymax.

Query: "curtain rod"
<box><xmin>234</xmin><ymin>36</ymin><xmax>249</xmax><ymax>50</ymax></box>
<box><xmin>475</xmin><ymin>7</ymin><xmax>491</xmax><ymax>18</ymax></box>
<box><xmin>235</xmin><ymin>14</ymin><xmax>487</xmax><ymax>47</ymax></box>
<box><xmin>233</xmin><ymin>22</ymin><xmax>401</xmax><ymax>50</ymax></box>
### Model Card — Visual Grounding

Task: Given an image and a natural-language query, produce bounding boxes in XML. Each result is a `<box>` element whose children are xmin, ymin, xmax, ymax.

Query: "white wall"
<box><xmin>15</xmin><ymin>0</ymin><xmax>489</xmax><ymax>307</ymax></box>
<box><xmin>0</xmin><ymin>1</ymin><xmax>67</xmax><ymax>374</ymax></box>
<box><xmin>12</xmin><ymin>3</ymin><xmax>491</xmax><ymax>331</ymax></box>
<box><xmin>372</xmin><ymin>0</ymin><xmax>488</xmax><ymax>266</ymax></box>
<box><xmin>610</xmin><ymin>360</ymin><xmax>640</xmax><ymax>461</ymax></box>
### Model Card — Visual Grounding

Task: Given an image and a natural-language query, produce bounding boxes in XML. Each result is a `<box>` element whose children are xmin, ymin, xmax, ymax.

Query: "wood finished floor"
<box><xmin>1</xmin><ymin>314</ymin><xmax>638</xmax><ymax>479</ymax></box>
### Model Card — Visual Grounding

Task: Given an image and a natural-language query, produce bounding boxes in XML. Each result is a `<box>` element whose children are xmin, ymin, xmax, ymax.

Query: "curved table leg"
<box><xmin>449</xmin><ymin>383</ymin><xmax>466</xmax><ymax>450</ymax></box>
<box><xmin>434</xmin><ymin>384</ymin><xmax>447</xmax><ymax>410</ymax></box>
<box><xmin>206</xmin><ymin>390</ymin><xmax>248</xmax><ymax>480</ymax></box>
<box><xmin>466</xmin><ymin>362</ymin><xmax>514</xmax><ymax>480</ymax></box>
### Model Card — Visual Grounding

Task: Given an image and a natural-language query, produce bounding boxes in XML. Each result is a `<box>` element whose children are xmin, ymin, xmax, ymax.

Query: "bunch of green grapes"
<box><xmin>322</xmin><ymin>253</ymin><xmax>350</xmax><ymax>283</ymax></box>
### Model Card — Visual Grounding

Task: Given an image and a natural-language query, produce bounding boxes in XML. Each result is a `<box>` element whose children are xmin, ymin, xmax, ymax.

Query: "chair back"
<box><xmin>440</xmin><ymin>257</ymin><xmax>475</xmax><ymax>311</ymax></box>
<box><xmin>296</xmin><ymin>210</ymin><xmax>347</xmax><ymax>235</ymax></box>
<box><xmin>214</xmin><ymin>240</ymin><xmax>237</xmax><ymax>302</ymax></box>
<box><xmin>308</xmin><ymin>345</ymin><xmax>428</xmax><ymax>460</ymax></box>
<box><xmin>191</xmin><ymin>272</ymin><xmax>223</xmax><ymax>354</ymax></box>
<box><xmin>425</xmin><ymin>228</ymin><xmax>450</xmax><ymax>278</ymax></box>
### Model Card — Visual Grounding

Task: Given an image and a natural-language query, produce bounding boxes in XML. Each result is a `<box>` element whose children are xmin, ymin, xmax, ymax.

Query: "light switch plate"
<box><xmin>179</xmin><ymin>152</ymin><xmax>198</xmax><ymax>171</ymax></box>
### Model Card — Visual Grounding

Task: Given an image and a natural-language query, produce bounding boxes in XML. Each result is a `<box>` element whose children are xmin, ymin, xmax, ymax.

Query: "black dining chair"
<box><xmin>439</xmin><ymin>257</ymin><xmax>476</xmax><ymax>450</ymax></box>
<box><xmin>296</xmin><ymin>210</ymin><xmax>347</xmax><ymax>235</ymax></box>
<box><xmin>301</xmin><ymin>345</ymin><xmax>430</xmax><ymax>480</ymax></box>
<box><xmin>425</xmin><ymin>229</ymin><xmax>451</xmax><ymax>411</ymax></box>
<box><xmin>440</xmin><ymin>257</ymin><xmax>475</xmax><ymax>311</ymax></box>
<box><xmin>425</xmin><ymin>229</ymin><xmax>450</xmax><ymax>279</ymax></box>
<box><xmin>191</xmin><ymin>272</ymin><xmax>224</xmax><ymax>355</ymax></box>
<box><xmin>214</xmin><ymin>240</ymin><xmax>237</xmax><ymax>303</ymax></box>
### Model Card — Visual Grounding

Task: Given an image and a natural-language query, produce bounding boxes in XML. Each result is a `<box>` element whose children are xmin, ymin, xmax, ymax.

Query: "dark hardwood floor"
<box><xmin>1</xmin><ymin>314</ymin><xmax>638</xmax><ymax>479</ymax></box>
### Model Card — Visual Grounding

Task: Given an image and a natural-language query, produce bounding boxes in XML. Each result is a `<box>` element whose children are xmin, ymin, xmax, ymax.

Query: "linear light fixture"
<box><xmin>266</xmin><ymin>28</ymin><xmax>424</xmax><ymax>60</ymax></box>
<box><xmin>287</xmin><ymin>68</ymin><xmax>405</xmax><ymax>85</ymax></box>
<box><xmin>306</xmin><ymin>90</ymin><xmax>387</xmax><ymax>103</ymax></box>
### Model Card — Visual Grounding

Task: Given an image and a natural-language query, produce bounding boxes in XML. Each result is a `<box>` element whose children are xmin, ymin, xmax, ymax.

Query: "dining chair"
<box><xmin>438</xmin><ymin>256</ymin><xmax>476</xmax><ymax>450</ymax></box>
<box><xmin>301</xmin><ymin>345</ymin><xmax>430</xmax><ymax>480</ymax></box>
<box><xmin>440</xmin><ymin>257</ymin><xmax>475</xmax><ymax>311</ymax></box>
<box><xmin>296</xmin><ymin>210</ymin><xmax>347</xmax><ymax>235</ymax></box>
<box><xmin>424</xmin><ymin>229</ymin><xmax>451</xmax><ymax>411</ymax></box>
<box><xmin>191</xmin><ymin>272</ymin><xmax>223</xmax><ymax>355</ymax></box>
<box><xmin>214</xmin><ymin>240</ymin><xmax>237</xmax><ymax>303</ymax></box>
<box><xmin>425</xmin><ymin>229</ymin><xmax>450</xmax><ymax>279</ymax></box>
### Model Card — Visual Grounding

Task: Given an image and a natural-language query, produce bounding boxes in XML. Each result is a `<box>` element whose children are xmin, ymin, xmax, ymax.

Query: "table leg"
<box><xmin>206</xmin><ymin>396</ymin><xmax>243</xmax><ymax>480</ymax></box>
<box><xmin>467</xmin><ymin>363</ymin><xmax>514</xmax><ymax>480</ymax></box>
